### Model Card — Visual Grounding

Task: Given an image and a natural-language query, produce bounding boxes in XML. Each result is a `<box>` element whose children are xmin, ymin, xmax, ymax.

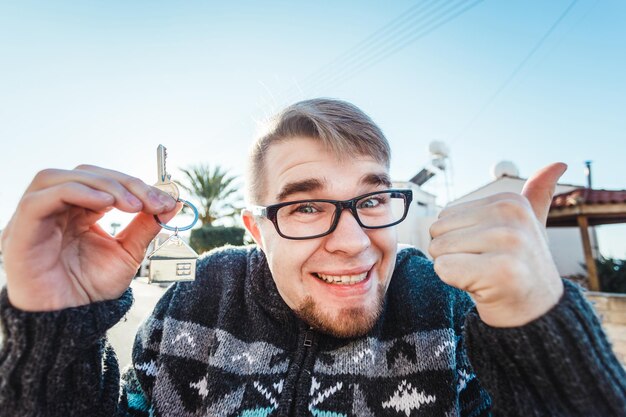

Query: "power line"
<box><xmin>452</xmin><ymin>0</ymin><xmax>579</xmax><ymax>142</ymax></box>
<box><xmin>277</xmin><ymin>0</ymin><xmax>485</xmax><ymax>105</ymax></box>
<box><xmin>286</xmin><ymin>0</ymin><xmax>442</xmax><ymax>100</ymax></box>
<box><xmin>319</xmin><ymin>0</ymin><xmax>484</xmax><ymax>94</ymax></box>
<box><xmin>223</xmin><ymin>1</ymin><xmax>487</xmax><ymax>151</ymax></box>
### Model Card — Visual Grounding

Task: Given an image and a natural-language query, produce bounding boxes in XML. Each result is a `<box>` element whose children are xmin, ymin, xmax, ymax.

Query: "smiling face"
<box><xmin>243</xmin><ymin>136</ymin><xmax>398</xmax><ymax>338</ymax></box>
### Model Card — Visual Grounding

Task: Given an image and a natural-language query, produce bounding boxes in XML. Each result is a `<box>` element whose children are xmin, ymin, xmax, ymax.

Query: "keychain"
<box><xmin>147</xmin><ymin>145</ymin><xmax>200</xmax><ymax>284</ymax></box>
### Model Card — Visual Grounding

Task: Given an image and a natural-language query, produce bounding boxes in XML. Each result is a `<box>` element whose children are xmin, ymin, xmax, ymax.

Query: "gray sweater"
<box><xmin>1</xmin><ymin>246</ymin><xmax>625</xmax><ymax>416</ymax></box>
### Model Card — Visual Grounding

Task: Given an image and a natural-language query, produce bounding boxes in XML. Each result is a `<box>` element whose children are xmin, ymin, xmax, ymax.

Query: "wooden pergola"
<box><xmin>547</xmin><ymin>189</ymin><xmax>626</xmax><ymax>291</ymax></box>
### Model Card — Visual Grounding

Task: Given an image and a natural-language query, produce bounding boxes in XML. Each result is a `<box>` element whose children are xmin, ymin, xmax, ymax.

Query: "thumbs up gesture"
<box><xmin>428</xmin><ymin>163</ymin><xmax>568</xmax><ymax>327</ymax></box>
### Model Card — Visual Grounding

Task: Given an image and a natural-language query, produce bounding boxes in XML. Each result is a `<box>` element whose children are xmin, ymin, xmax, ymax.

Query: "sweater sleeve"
<box><xmin>0</xmin><ymin>286</ymin><xmax>149</xmax><ymax>417</ymax></box>
<box><xmin>464</xmin><ymin>279</ymin><xmax>626</xmax><ymax>416</ymax></box>
<box><xmin>455</xmin><ymin>300</ymin><xmax>493</xmax><ymax>417</ymax></box>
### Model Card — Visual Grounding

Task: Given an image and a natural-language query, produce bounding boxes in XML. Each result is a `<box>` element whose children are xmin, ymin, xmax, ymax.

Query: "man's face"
<box><xmin>243</xmin><ymin>137</ymin><xmax>398</xmax><ymax>338</ymax></box>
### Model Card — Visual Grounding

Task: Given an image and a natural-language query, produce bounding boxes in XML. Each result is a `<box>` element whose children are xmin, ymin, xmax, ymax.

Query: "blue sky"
<box><xmin>1</xmin><ymin>0</ymin><xmax>625</xmax><ymax>257</ymax></box>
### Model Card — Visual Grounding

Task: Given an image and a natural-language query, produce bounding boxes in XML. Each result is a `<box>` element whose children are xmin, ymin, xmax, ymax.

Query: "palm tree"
<box><xmin>176</xmin><ymin>164</ymin><xmax>241</xmax><ymax>227</ymax></box>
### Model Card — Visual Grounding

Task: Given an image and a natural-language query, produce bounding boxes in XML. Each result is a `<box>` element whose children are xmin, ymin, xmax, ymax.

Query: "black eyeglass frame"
<box><xmin>250</xmin><ymin>189</ymin><xmax>413</xmax><ymax>240</ymax></box>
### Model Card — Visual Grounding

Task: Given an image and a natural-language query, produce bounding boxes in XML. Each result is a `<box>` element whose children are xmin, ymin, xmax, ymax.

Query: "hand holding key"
<box><xmin>2</xmin><ymin>163</ymin><xmax>181</xmax><ymax>312</ymax></box>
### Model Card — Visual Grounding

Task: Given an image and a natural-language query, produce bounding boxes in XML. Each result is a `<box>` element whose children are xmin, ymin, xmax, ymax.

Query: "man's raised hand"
<box><xmin>1</xmin><ymin>165</ymin><xmax>182</xmax><ymax>312</ymax></box>
<box><xmin>428</xmin><ymin>163</ymin><xmax>568</xmax><ymax>327</ymax></box>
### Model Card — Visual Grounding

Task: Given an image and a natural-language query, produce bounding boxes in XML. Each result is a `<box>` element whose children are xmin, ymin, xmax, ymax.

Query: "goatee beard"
<box><xmin>294</xmin><ymin>282</ymin><xmax>386</xmax><ymax>338</ymax></box>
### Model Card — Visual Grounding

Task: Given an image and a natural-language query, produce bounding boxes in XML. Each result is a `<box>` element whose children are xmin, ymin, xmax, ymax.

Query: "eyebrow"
<box><xmin>276</xmin><ymin>178</ymin><xmax>325</xmax><ymax>202</ymax></box>
<box><xmin>275</xmin><ymin>172</ymin><xmax>392</xmax><ymax>202</ymax></box>
<box><xmin>362</xmin><ymin>172</ymin><xmax>392</xmax><ymax>188</ymax></box>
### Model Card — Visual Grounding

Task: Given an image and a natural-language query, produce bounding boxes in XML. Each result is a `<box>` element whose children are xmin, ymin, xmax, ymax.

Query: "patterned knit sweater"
<box><xmin>1</xmin><ymin>246</ymin><xmax>625</xmax><ymax>417</ymax></box>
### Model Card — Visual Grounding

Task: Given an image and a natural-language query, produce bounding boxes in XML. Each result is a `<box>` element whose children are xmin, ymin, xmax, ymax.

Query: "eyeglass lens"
<box><xmin>275</xmin><ymin>191</ymin><xmax>407</xmax><ymax>238</ymax></box>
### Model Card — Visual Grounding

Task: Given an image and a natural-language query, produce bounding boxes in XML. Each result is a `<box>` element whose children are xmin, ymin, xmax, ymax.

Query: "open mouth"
<box><xmin>312</xmin><ymin>271</ymin><xmax>369</xmax><ymax>285</ymax></box>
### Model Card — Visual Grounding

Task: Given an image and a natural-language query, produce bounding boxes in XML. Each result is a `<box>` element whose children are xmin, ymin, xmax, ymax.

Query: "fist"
<box><xmin>428</xmin><ymin>163</ymin><xmax>567</xmax><ymax>327</ymax></box>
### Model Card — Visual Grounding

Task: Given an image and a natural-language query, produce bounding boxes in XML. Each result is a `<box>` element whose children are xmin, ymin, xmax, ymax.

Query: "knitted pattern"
<box><xmin>125</xmin><ymin>246</ymin><xmax>489</xmax><ymax>416</ymax></box>
<box><xmin>1</xmin><ymin>246</ymin><xmax>625</xmax><ymax>416</ymax></box>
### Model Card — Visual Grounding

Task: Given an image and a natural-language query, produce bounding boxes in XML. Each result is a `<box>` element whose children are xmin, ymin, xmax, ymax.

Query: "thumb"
<box><xmin>117</xmin><ymin>201</ymin><xmax>185</xmax><ymax>261</ymax></box>
<box><xmin>521</xmin><ymin>162</ymin><xmax>568</xmax><ymax>225</ymax></box>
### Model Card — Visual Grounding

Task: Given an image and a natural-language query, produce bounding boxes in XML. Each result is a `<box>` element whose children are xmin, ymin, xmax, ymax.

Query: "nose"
<box><xmin>323</xmin><ymin>208</ymin><xmax>370</xmax><ymax>255</ymax></box>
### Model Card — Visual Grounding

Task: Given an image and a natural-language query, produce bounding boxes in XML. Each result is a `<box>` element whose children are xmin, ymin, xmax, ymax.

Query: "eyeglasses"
<box><xmin>250</xmin><ymin>189</ymin><xmax>413</xmax><ymax>240</ymax></box>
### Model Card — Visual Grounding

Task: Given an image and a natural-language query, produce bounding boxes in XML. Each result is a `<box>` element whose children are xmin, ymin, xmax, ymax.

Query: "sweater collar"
<box><xmin>246</xmin><ymin>247</ymin><xmax>301</xmax><ymax>330</ymax></box>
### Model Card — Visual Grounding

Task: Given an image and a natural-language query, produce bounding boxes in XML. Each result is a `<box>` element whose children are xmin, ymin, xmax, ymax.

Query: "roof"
<box><xmin>452</xmin><ymin>175</ymin><xmax>584</xmax><ymax>203</ymax></box>
<box><xmin>449</xmin><ymin>175</ymin><xmax>581</xmax><ymax>205</ymax></box>
<box><xmin>551</xmin><ymin>188</ymin><xmax>626</xmax><ymax>208</ymax></box>
<box><xmin>548</xmin><ymin>188</ymin><xmax>626</xmax><ymax>227</ymax></box>
<box><xmin>452</xmin><ymin>175</ymin><xmax>523</xmax><ymax>202</ymax></box>
<box><xmin>148</xmin><ymin>236</ymin><xmax>198</xmax><ymax>259</ymax></box>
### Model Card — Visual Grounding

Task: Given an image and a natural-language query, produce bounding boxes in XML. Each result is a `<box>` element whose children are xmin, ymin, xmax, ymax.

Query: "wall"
<box><xmin>393</xmin><ymin>181</ymin><xmax>439</xmax><ymax>253</ymax></box>
<box><xmin>585</xmin><ymin>291</ymin><xmax>626</xmax><ymax>366</ymax></box>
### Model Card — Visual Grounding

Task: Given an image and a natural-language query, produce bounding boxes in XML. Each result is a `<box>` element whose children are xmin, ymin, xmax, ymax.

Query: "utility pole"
<box><xmin>584</xmin><ymin>160</ymin><xmax>592</xmax><ymax>188</ymax></box>
<box><xmin>582</xmin><ymin>161</ymin><xmax>600</xmax><ymax>262</ymax></box>
<box><xmin>110</xmin><ymin>222</ymin><xmax>121</xmax><ymax>236</ymax></box>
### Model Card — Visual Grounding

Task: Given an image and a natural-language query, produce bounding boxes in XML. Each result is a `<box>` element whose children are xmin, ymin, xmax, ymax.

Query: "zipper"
<box><xmin>293</xmin><ymin>327</ymin><xmax>316</xmax><ymax>416</ymax></box>
<box><xmin>278</xmin><ymin>326</ymin><xmax>317</xmax><ymax>416</ymax></box>
<box><xmin>303</xmin><ymin>328</ymin><xmax>313</xmax><ymax>347</ymax></box>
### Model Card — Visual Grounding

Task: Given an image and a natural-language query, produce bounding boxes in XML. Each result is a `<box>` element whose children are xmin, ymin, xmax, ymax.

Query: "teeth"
<box><xmin>316</xmin><ymin>272</ymin><xmax>368</xmax><ymax>285</ymax></box>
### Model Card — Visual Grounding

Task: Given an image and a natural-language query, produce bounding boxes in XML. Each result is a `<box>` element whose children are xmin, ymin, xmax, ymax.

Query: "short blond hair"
<box><xmin>246</xmin><ymin>98</ymin><xmax>391</xmax><ymax>204</ymax></box>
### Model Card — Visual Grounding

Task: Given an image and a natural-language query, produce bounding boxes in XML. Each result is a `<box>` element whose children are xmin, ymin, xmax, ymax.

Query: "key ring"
<box><xmin>153</xmin><ymin>198</ymin><xmax>199</xmax><ymax>232</ymax></box>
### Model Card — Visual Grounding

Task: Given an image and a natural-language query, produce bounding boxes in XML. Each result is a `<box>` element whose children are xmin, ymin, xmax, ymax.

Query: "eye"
<box><xmin>291</xmin><ymin>203</ymin><xmax>319</xmax><ymax>214</ymax></box>
<box><xmin>358</xmin><ymin>195</ymin><xmax>387</xmax><ymax>209</ymax></box>
<box><xmin>359</xmin><ymin>198</ymin><xmax>378</xmax><ymax>209</ymax></box>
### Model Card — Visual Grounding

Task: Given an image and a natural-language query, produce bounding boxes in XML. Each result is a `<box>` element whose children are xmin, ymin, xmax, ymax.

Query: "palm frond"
<box><xmin>176</xmin><ymin>163</ymin><xmax>243</xmax><ymax>226</ymax></box>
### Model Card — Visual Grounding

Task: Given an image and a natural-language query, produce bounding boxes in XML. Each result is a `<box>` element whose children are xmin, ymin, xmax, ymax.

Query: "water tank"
<box><xmin>429</xmin><ymin>141</ymin><xmax>450</xmax><ymax>158</ymax></box>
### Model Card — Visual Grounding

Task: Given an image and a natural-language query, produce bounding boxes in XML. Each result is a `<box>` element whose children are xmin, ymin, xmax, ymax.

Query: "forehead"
<box><xmin>263</xmin><ymin>137</ymin><xmax>389</xmax><ymax>203</ymax></box>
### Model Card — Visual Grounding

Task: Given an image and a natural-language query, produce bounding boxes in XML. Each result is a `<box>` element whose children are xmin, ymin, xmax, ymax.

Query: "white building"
<box><xmin>393</xmin><ymin>181</ymin><xmax>439</xmax><ymax>252</ymax></box>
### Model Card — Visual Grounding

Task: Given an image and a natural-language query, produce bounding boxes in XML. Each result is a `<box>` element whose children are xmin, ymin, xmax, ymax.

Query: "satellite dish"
<box><xmin>492</xmin><ymin>161</ymin><xmax>519</xmax><ymax>179</ymax></box>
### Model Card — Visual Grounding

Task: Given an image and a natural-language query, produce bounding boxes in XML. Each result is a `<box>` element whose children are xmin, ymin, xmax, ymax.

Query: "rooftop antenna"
<box><xmin>428</xmin><ymin>140</ymin><xmax>452</xmax><ymax>204</ymax></box>
<box><xmin>407</xmin><ymin>141</ymin><xmax>453</xmax><ymax>205</ymax></box>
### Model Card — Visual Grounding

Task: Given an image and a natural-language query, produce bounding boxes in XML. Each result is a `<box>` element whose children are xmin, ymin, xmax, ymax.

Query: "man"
<box><xmin>0</xmin><ymin>99</ymin><xmax>624</xmax><ymax>416</ymax></box>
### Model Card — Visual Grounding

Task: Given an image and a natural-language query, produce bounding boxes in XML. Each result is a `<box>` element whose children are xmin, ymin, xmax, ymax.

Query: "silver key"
<box><xmin>153</xmin><ymin>144</ymin><xmax>180</xmax><ymax>201</ymax></box>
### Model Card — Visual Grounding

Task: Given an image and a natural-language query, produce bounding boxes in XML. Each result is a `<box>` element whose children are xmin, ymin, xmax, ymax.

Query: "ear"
<box><xmin>242</xmin><ymin>209</ymin><xmax>264</xmax><ymax>250</ymax></box>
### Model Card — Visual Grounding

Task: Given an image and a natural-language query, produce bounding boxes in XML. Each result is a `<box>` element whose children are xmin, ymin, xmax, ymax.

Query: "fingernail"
<box><xmin>158</xmin><ymin>192</ymin><xmax>176</xmax><ymax>210</ymax></box>
<box><xmin>126</xmin><ymin>193</ymin><xmax>143</xmax><ymax>208</ymax></box>
<box><xmin>148</xmin><ymin>190</ymin><xmax>165</xmax><ymax>209</ymax></box>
